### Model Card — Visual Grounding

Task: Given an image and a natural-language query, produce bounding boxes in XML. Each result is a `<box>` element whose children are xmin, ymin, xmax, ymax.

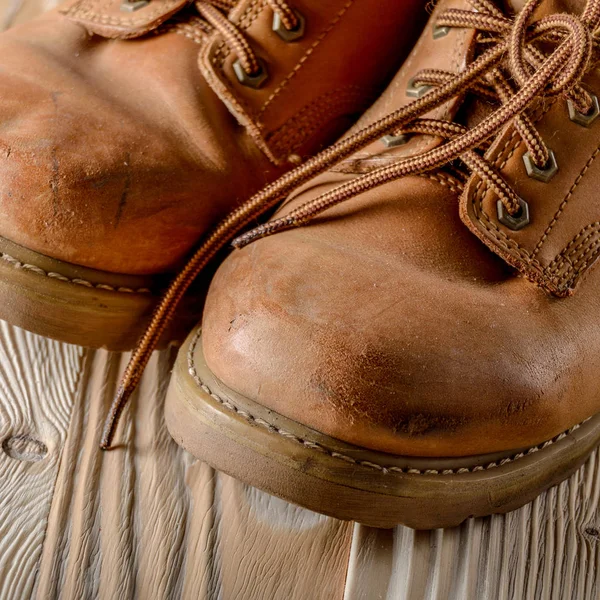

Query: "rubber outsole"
<box><xmin>165</xmin><ymin>329</ymin><xmax>600</xmax><ymax>529</ymax></box>
<box><xmin>0</xmin><ymin>236</ymin><xmax>204</xmax><ymax>350</ymax></box>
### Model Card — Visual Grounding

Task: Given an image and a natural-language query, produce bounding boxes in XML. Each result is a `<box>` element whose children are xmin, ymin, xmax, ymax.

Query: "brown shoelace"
<box><xmin>100</xmin><ymin>0</ymin><xmax>600</xmax><ymax>449</ymax></box>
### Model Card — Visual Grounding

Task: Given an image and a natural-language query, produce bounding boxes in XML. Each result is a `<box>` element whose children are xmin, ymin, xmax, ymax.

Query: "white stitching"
<box><xmin>186</xmin><ymin>329</ymin><xmax>589</xmax><ymax>476</ymax></box>
<box><xmin>0</xmin><ymin>253</ymin><xmax>151</xmax><ymax>294</ymax></box>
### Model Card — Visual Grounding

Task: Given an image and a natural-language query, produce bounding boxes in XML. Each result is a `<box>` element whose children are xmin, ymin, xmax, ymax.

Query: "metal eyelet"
<box><xmin>273</xmin><ymin>10</ymin><xmax>305</xmax><ymax>42</ymax></box>
<box><xmin>406</xmin><ymin>78</ymin><xmax>432</xmax><ymax>99</ymax></box>
<box><xmin>120</xmin><ymin>0</ymin><xmax>149</xmax><ymax>11</ymax></box>
<box><xmin>522</xmin><ymin>149</ymin><xmax>558</xmax><ymax>183</ymax></box>
<box><xmin>433</xmin><ymin>24</ymin><xmax>450</xmax><ymax>39</ymax></box>
<box><xmin>233</xmin><ymin>58</ymin><xmax>269</xmax><ymax>89</ymax></box>
<box><xmin>381</xmin><ymin>134</ymin><xmax>409</xmax><ymax>148</ymax></box>
<box><xmin>497</xmin><ymin>197</ymin><xmax>530</xmax><ymax>231</ymax></box>
<box><xmin>568</xmin><ymin>94</ymin><xmax>600</xmax><ymax>128</ymax></box>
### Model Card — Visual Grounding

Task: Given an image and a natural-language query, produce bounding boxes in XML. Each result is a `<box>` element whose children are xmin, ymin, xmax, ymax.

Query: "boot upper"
<box><xmin>0</xmin><ymin>0</ymin><xmax>425</xmax><ymax>274</ymax></box>
<box><xmin>201</xmin><ymin>0</ymin><xmax>600</xmax><ymax>457</ymax></box>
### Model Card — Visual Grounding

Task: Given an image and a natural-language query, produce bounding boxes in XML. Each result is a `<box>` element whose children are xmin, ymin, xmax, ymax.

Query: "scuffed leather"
<box><xmin>201</xmin><ymin>0</ymin><xmax>600</xmax><ymax>457</ymax></box>
<box><xmin>0</xmin><ymin>0</ymin><xmax>425</xmax><ymax>274</ymax></box>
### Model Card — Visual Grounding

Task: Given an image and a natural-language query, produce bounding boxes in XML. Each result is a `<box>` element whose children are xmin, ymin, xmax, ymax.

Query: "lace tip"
<box><xmin>100</xmin><ymin>384</ymin><xmax>129</xmax><ymax>451</ymax></box>
<box><xmin>100</xmin><ymin>421</ymin><xmax>116</xmax><ymax>451</ymax></box>
<box><xmin>231</xmin><ymin>232</ymin><xmax>253</xmax><ymax>249</ymax></box>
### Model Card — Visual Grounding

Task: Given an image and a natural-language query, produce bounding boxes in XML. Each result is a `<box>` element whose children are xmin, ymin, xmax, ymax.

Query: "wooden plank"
<box><xmin>0</xmin><ymin>332</ymin><xmax>352</xmax><ymax>600</ymax></box>
<box><xmin>344</xmin><ymin>457</ymin><xmax>600</xmax><ymax>600</ymax></box>
<box><xmin>0</xmin><ymin>323</ymin><xmax>85</xmax><ymax>599</ymax></box>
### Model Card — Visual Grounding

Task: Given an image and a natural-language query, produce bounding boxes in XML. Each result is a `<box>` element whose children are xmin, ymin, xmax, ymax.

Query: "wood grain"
<box><xmin>1</xmin><ymin>0</ymin><xmax>600</xmax><ymax>597</ymax></box>
<box><xmin>344</xmin><ymin>455</ymin><xmax>600</xmax><ymax>600</ymax></box>
<box><xmin>24</xmin><ymin>344</ymin><xmax>353</xmax><ymax>600</ymax></box>
<box><xmin>0</xmin><ymin>322</ymin><xmax>84</xmax><ymax>599</ymax></box>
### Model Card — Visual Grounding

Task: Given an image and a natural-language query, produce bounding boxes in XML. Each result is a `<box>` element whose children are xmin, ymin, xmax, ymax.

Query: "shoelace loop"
<box><xmin>100</xmin><ymin>0</ymin><xmax>600</xmax><ymax>450</ymax></box>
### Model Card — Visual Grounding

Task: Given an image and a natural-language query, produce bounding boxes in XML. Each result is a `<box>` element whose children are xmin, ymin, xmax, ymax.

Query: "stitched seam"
<box><xmin>63</xmin><ymin>0</ymin><xmax>182</xmax><ymax>27</ymax></box>
<box><xmin>258</xmin><ymin>0</ymin><xmax>357</xmax><ymax>116</ymax></box>
<box><xmin>474</xmin><ymin>175</ymin><xmax>546</xmax><ymax>271</ymax></box>
<box><xmin>548</xmin><ymin>223</ymin><xmax>600</xmax><ymax>272</ymax></box>
<box><xmin>266</xmin><ymin>86</ymin><xmax>374</xmax><ymax>155</ymax></box>
<box><xmin>0</xmin><ymin>253</ymin><xmax>152</xmax><ymax>294</ymax></box>
<box><xmin>556</xmin><ymin>243</ymin><xmax>600</xmax><ymax>285</ymax></box>
<box><xmin>202</xmin><ymin>46</ymin><xmax>276</xmax><ymax>162</ymax></box>
<box><xmin>470</xmin><ymin>131</ymin><xmax>549</xmax><ymax>280</ymax></box>
<box><xmin>547</xmin><ymin>223</ymin><xmax>600</xmax><ymax>287</ymax></box>
<box><xmin>167</xmin><ymin>22</ymin><xmax>208</xmax><ymax>44</ymax></box>
<box><xmin>533</xmin><ymin>147</ymin><xmax>600</xmax><ymax>258</ymax></box>
<box><xmin>174</xmin><ymin>29</ymin><xmax>204</xmax><ymax>44</ymax></box>
<box><xmin>187</xmin><ymin>330</ymin><xmax>588</xmax><ymax>476</ymax></box>
<box><xmin>422</xmin><ymin>172</ymin><xmax>463</xmax><ymax>194</ymax></box>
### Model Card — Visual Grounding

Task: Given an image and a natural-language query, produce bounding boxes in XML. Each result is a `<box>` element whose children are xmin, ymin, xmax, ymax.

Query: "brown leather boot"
<box><xmin>0</xmin><ymin>0</ymin><xmax>426</xmax><ymax>350</ymax></box>
<box><xmin>165</xmin><ymin>0</ymin><xmax>600</xmax><ymax>528</ymax></box>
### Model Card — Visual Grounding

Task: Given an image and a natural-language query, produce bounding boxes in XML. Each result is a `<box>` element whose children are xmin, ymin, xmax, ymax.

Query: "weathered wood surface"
<box><xmin>0</xmin><ymin>323</ymin><xmax>354</xmax><ymax>600</ymax></box>
<box><xmin>1</xmin><ymin>1</ymin><xmax>600</xmax><ymax>598</ymax></box>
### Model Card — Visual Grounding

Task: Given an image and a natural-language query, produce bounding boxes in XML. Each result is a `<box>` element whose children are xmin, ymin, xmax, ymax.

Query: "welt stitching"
<box><xmin>186</xmin><ymin>329</ymin><xmax>587</xmax><ymax>476</ymax></box>
<box><xmin>0</xmin><ymin>253</ymin><xmax>152</xmax><ymax>294</ymax></box>
<box><xmin>533</xmin><ymin>147</ymin><xmax>600</xmax><ymax>258</ymax></box>
<box><xmin>258</xmin><ymin>0</ymin><xmax>357</xmax><ymax>116</ymax></box>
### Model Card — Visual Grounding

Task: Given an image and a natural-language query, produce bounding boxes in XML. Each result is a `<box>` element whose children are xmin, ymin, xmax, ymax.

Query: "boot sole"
<box><xmin>0</xmin><ymin>236</ymin><xmax>203</xmax><ymax>351</ymax></box>
<box><xmin>165</xmin><ymin>328</ymin><xmax>600</xmax><ymax>529</ymax></box>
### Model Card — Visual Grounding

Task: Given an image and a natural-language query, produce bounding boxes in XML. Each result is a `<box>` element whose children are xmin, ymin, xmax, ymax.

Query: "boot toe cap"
<box><xmin>201</xmin><ymin>230</ymin><xmax>582</xmax><ymax>458</ymax></box>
